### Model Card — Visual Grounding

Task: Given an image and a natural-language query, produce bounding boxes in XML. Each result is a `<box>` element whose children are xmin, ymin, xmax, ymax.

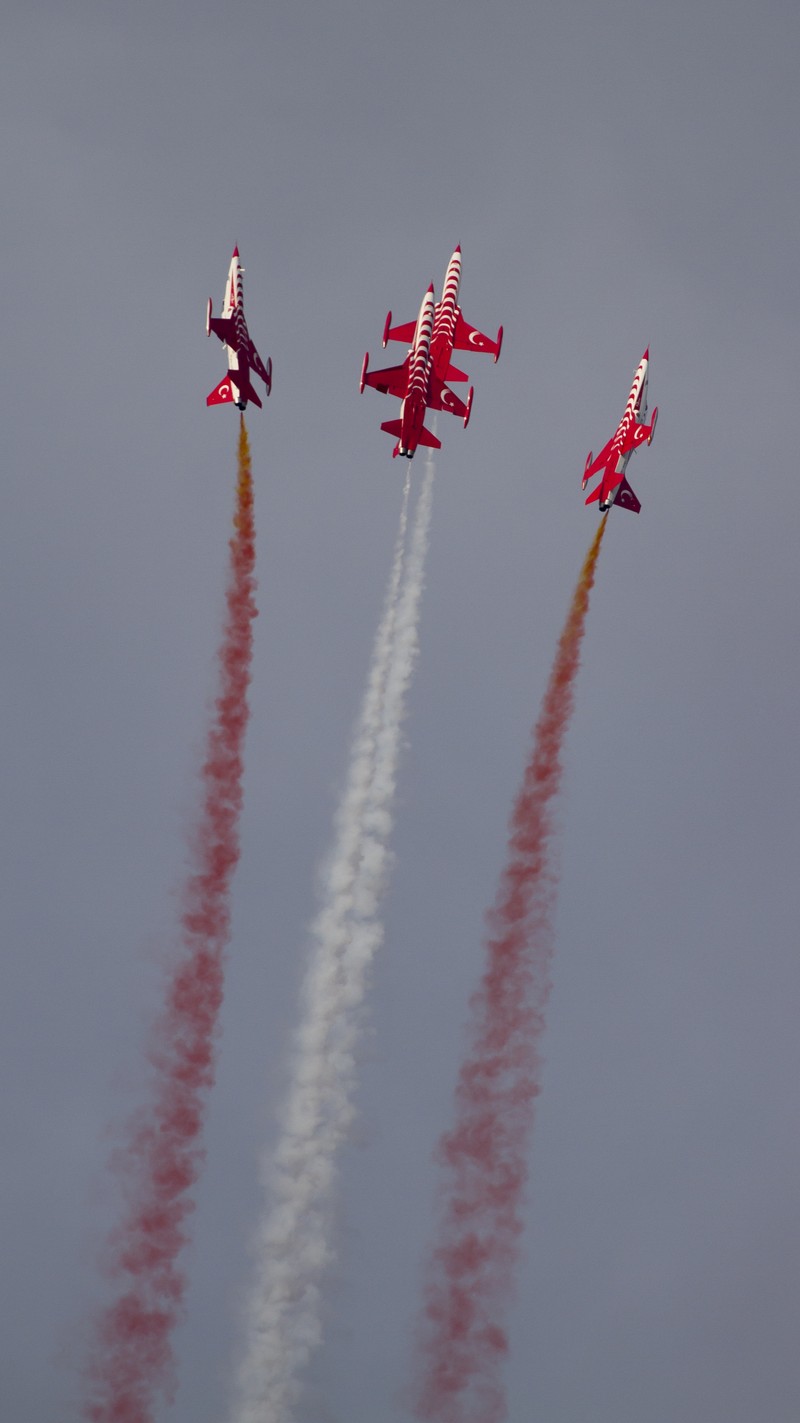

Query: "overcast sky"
<box><xmin>2</xmin><ymin>2</ymin><xmax>800</xmax><ymax>1421</ymax></box>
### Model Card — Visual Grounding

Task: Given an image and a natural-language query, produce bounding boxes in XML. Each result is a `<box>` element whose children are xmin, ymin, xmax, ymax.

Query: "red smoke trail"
<box><xmin>415</xmin><ymin>517</ymin><xmax>607</xmax><ymax>1423</ymax></box>
<box><xmin>84</xmin><ymin>417</ymin><xmax>257</xmax><ymax>1423</ymax></box>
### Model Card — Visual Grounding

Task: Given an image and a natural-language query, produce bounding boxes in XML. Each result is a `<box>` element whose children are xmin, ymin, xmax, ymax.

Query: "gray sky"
<box><xmin>2</xmin><ymin>2</ymin><xmax>799</xmax><ymax>1420</ymax></box>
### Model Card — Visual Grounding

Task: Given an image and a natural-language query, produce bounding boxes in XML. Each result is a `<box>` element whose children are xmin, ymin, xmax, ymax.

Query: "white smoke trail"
<box><xmin>233</xmin><ymin>452</ymin><xmax>436</xmax><ymax>1423</ymax></box>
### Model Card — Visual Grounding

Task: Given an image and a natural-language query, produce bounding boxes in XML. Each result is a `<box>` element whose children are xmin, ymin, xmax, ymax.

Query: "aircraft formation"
<box><xmin>206</xmin><ymin>243</ymin><xmax>658</xmax><ymax>509</ymax></box>
<box><xmin>359</xmin><ymin>245</ymin><xmax>502</xmax><ymax>459</ymax></box>
<box><xmin>83</xmin><ymin>242</ymin><xmax>662</xmax><ymax>1423</ymax></box>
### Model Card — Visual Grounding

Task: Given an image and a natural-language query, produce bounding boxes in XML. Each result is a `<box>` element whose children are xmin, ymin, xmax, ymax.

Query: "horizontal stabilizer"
<box><xmin>379</xmin><ymin>419</ymin><xmax>441</xmax><ymax>452</ymax></box>
<box><xmin>229</xmin><ymin>370</ymin><xmax>263</xmax><ymax>409</ymax></box>
<box><xmin>417</xmin><ymin>424</ymin><xmax>441</xmax><ymax>450</ymax></box>
<box><xmin>366</xmin><ymin>362</ymin><xmax>409</xmax><ymax>399</ymax></box>
<box><xmin>207</xmin><ymin>377</ymin><xmax>236</xmax><ymax>406</ymax></box>
<box><xmin>445</xmin><ymin>363</ymin><xmax>469</xmax><ymax>382</ymax></box>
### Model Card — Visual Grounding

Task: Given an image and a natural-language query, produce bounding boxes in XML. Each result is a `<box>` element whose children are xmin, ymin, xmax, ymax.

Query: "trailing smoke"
<box><xmin>414</xmin><ymin>517</ymin><xmax>607</xmax><ymax>1423</ymax></box>
<box><xmin>83</xmin><ymin>419</ymin><xmax>258</xmax><ymax>1423</ymax></box>
<box><xmin>233</xmin><ymin>457</ymin><xmax>435</xmax><ymax>1423</ymax></box>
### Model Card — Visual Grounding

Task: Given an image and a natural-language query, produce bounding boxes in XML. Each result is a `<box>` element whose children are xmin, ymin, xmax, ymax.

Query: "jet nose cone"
<box><xmin>455</xmin><ymin>244</ymin><xmax>461</xmax><ymax>253</ymax></box>
<box><xmin>233</xmin><ymin>244</ymin><xmax>240</xmax><ymax>258</ymax></box>
<box><xmin>643</xmin><ymin>346</ymin><xmax>649</xmax><ymax>360</ymax></box>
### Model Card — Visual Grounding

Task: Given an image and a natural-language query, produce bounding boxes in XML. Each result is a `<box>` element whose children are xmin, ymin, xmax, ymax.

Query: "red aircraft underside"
<box><xmin>360</xmin><ymin>248</ymin><xmax>501</xmax><ymax>459</ymax></box>
<box><xmin>360</xmin><ymin>285</ymin><xmax>472</xmax><ymax>458</ymax></box>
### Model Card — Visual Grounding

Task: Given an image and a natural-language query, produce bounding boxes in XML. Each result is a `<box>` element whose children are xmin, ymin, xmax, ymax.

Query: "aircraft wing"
<box><xmin>583</xmin><ymin>437</ymin><xmax>615</xmax><ymax>482</ymax></box>
<box><xmin>384</xmin><ymin>319</ymin><xmax>417</xmax><ymax>346</ymax></box>
<box><xmin>620</xmin><ymin>422</ymin><xmax>652</xmax><ymax>454</ymax></box>
<box><xmin>453</xmin><ymin>311</ymin><xmax>501</xmax><ymax>357</ymax></box>
<box><xmin>209</xmin><ymin>315</ymin><xmax>235</xmax><ymax>346</ymax></box>
<box><xmin>363</xmin><ymin>361</ymin><xmax>409</xmax><ymax>399</ymax></box>
<box><xmin>427</xmin><ymin>375</ymin><xmax>469</xmax><ymax>420</ymax></box>
<box><xmin>247</xmin><ymin>338</ymin><xmax>272</xmax><ymax>391</ymax></box>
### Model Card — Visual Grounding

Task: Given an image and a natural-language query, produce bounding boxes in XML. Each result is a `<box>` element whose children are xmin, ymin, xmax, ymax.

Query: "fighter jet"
<box><xmin>360</xmin><ymin>285</ymin><xmax>472</xmax><ymax>458</ymax></box>
<box><xmin>582</xmin><ymin>350</ymin><xmax>658</xmax><ymax>513</ymax></box>
<box><xmin>206</xmin><ymin>247</ymin><xmax>272</xmax><ymax>411</ymax></box>
<box><xmin>381</xmin><ymin>246</ymin><xmax>503</xmax><ymax>381</ymax></box>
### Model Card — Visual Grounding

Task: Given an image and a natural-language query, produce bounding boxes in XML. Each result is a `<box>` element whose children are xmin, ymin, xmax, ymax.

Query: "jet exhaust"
<box><xmin>232</xmin><ymin>455</ymin><xmax>435</xmax><ymax>1423</ymax></box>
<box><xmin>83</xmin><ymin>418</ymin><xmax>258</xmax><ymax>1423</ymax></box>
<box><xmin>413</xmin><ymin>516</ymin><xmax>607</xmax><ymax>1423</ymax></box>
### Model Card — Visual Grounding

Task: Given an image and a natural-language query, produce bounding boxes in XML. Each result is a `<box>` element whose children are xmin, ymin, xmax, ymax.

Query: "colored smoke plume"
<box><xmin>232</xmin><ymin>456</ymin><xmax>435</xmax><ymax>1423</ymax></box>
<box><xmin>414</xmin><ymin>516</ymin><xmax>607</xmax><ymax>1423</ymax></box>
<box><xmin>84</xmin><ymin>417</ymin><xmax>258</xmax><ymax>1423</ymax></box>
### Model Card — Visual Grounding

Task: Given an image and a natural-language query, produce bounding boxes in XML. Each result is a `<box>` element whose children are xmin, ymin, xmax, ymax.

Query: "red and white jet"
<box><xmin>582</xmin><ymin>350</ymin><xmax>658</xmax><ymax>513</ymax></box>
<box><xmin>360</xmin><ymin>285</ymin><xmax>472</xmax><ymax>459</ymax></box>
<box><xmin>206</xmin><ymin>247</ymin><xmax>272</xmax><ymax>411</ymax></box>
<box><xmin>381</xmin><ymin>246</ymin><xmax>503</xmax><ymax>381</ymax></box>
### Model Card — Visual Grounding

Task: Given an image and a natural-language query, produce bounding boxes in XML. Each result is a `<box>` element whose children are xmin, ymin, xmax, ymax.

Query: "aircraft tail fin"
<box><xmin>615</xmin><ymin>477</ymin><xmax>641</xmax><ymax>513</ymax></box>
<box><xmin>207</xmin><ymin>377</ymin><xmax>235</xmax><ymax>407</ymax></box>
